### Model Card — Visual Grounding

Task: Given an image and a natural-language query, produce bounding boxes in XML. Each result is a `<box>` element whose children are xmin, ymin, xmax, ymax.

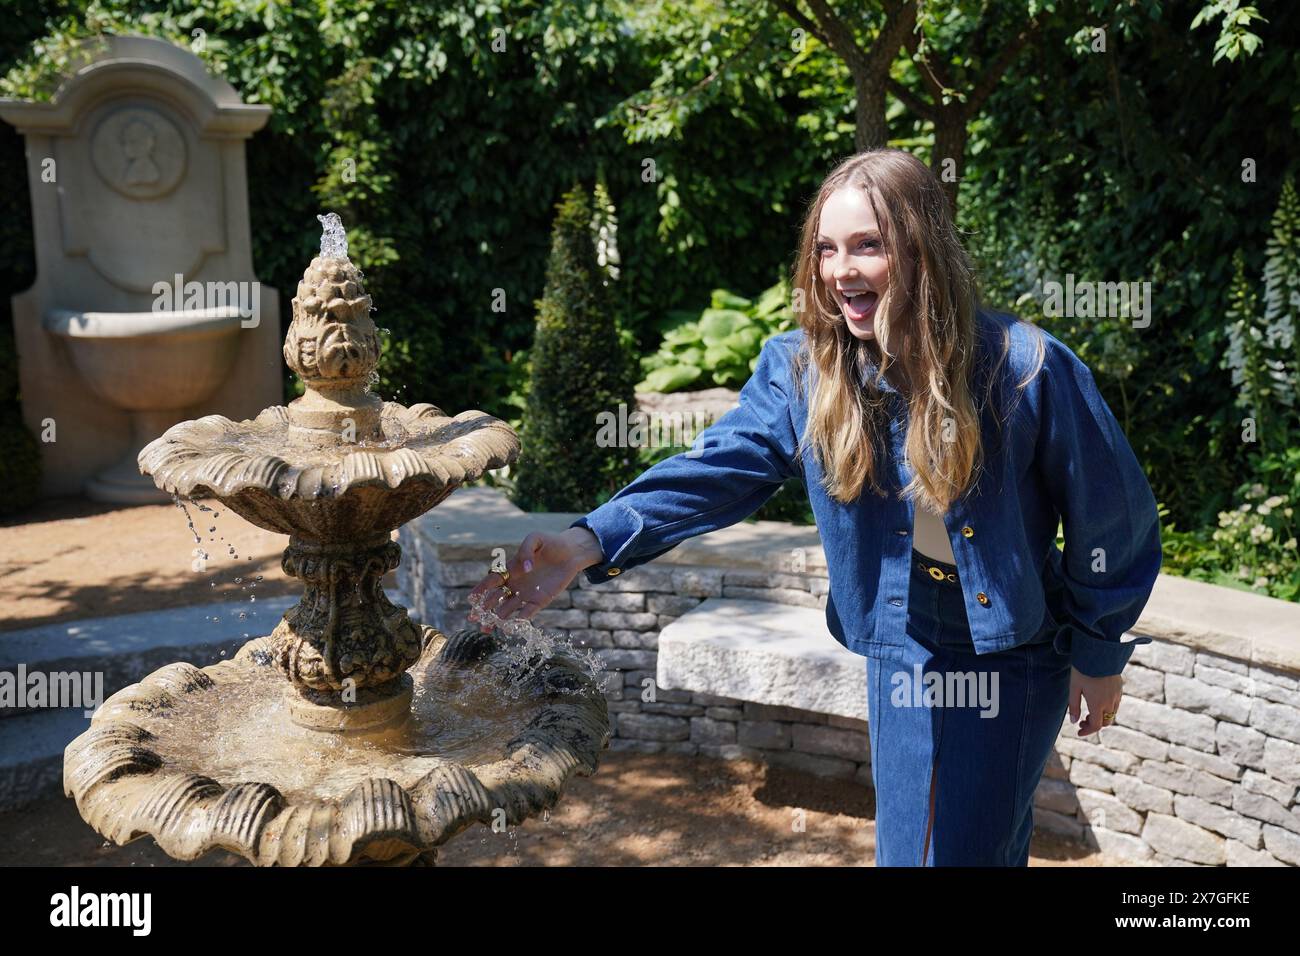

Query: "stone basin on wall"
<box><xmin>45</xmin><ymin>306</ymin><xmax>246</xmax><ymax>503</ymax></box>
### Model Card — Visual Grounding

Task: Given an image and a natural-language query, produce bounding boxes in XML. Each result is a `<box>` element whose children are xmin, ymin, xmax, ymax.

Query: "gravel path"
<box><xmin>1</xmin><ymin>497</ymin><xmax>296</xmax><ymax>632</ymax></box>
<box><xmin>0</xmin><ymin>751</ymin><xmax>1120</xmax><ymax>867</ymax></box>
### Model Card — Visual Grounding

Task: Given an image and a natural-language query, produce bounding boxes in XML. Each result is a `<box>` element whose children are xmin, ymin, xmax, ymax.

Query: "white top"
<box><xmin>912</xmin><ymin>500</ymin><xmax>956</xmax><ymax>564</ymax></box>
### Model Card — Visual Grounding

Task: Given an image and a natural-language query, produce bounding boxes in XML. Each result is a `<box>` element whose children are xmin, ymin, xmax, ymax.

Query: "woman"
<box><xmin>468</xmin><ymin>148</ymin><xmax>1162</xmax><ymax>866</ymax></box>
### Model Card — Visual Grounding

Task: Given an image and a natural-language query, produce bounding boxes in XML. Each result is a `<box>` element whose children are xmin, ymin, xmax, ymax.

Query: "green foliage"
<box><xmin>958</xmin><ymin>0</ymin><xmax>1299</xmax><ymax>544</ymax></box>
<box><xmin>638</xmin><ymin>280</ymin><xmax>796</xmax><ymax>391</ymax></box>
<box><xmin>1261</xmin><ymin>177</ymin><xmax>1300</xmax><ymax>410</ymax></box>
<box><xmin>511</xmin><ymin>183</ymin><xmax>640</xmax><ymax>512</ymax></box>
<box><xmin>1222</xmin><ymin>178</ymin><xmax>1300</xmax><ymax>451</ymax></box>
<box><xmin>1191</xmin><ymin>0</ymin><xmax>1268</xmax><ymax>63</ymax></box>
<box><xmin>1162</xmin><ymin>465</ymin><xmax>1300</xmax><ymax>601</ymax></box>
<box><xmin>1222</xmin><ymin>251</ymin><xmax>1283</xmax><ymax>448</ymax></box>
<box><xmin>0</xmin><ymin>411</ymin><xmax>41</xmax><ymax>516</ymax></box>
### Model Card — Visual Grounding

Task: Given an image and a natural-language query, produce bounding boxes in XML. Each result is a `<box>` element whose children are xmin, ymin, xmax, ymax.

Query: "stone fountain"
<box><xmin>62</xmin><ymin>215</ymin><xmax>610</xmax><ymax>866</ymax></box>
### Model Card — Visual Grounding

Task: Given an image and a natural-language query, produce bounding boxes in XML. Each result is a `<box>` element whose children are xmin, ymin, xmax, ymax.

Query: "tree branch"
<box><xmin>802</xmin><ymin>0</ymin><xmax>871</xmax><ymax>74</ymax></box>
<box><xmin>888</xmin><ymin>76</ymin><xmax>936</xmax><ymax>120</ymax></box>
<box><xmin>770</xmin><ymin>0</ymin><xmax>834</xmax><ymax>51</ymax></box>
<box><xmin>866</xmin><ymin>0</ymin><xmax>918</xmax><ymax>76</ymax></box>
<box><xmin>966</xmin><ymin>18</ymin><xmax>1040</xmax><ymax>114</ymax></box>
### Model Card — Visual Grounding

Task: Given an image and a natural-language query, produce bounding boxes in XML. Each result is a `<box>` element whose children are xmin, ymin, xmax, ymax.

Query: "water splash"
<box><xmin>466</xmin><ymin>590</ymin><xmax>610</xmax><ymax>697</ymax></box>
<box><xmin>317</xmin><ymin>212</ymin><xmax>348</xmax><ymax>259</ymax></box>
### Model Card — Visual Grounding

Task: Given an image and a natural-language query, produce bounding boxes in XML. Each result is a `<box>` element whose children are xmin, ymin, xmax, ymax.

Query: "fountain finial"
<box><xmin>282</xmin><ymin>213</ymin><xmax>382</xmax><ymax>436</ymax></box>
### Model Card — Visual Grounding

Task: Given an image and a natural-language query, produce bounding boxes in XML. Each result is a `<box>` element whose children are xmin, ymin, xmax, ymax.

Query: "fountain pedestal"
<box><xmin>271</xmin><ymin>534</ymin><xmax>423</xmax><ymax>730</ymax></box>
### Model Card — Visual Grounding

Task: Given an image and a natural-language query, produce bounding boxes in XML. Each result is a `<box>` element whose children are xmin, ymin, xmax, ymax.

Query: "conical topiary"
<box><xmin>513</xmin><ymin>183</ymin><xmax>639</xmax><ymax>512</ymax></box>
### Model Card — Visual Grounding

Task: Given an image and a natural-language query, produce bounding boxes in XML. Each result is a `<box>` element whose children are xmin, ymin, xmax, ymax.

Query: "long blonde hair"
<box><xmin>787</xmin><ymin>148</ymin><xmax>1046</xmax><ymax>513</ymax></box>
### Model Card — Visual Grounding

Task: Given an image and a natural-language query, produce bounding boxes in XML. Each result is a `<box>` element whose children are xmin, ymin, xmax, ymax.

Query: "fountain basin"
<box><xmin>138</xmin><ymin>402</ymin><xmax>517</xmax><ymax>539</ymax></box>
<box><xmin>64</xmin><ymin>626</ymin><xmax>611</xmax><ymax>866</ymax></box>
<box><xmin>47</xmin><ymin>306</ymin><xmax>246</xmax><ymax>503</ymax></box>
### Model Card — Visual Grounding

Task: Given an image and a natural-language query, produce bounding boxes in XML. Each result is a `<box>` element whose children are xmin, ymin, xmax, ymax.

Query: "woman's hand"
<box><xmin>1069</xmin><ymin>668</ymin><xmax>1123</xmax><ymax>736</ymax></box>
<box><xmin>466</xmin><ymin>527</ymin><xmax>605</xmax><ymax>631</ymax></box>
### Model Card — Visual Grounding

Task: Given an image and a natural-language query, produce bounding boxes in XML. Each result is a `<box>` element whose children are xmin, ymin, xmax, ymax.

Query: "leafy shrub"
<box><xmin>638</xmin><ymin>280</ymin><xmax>796</xmax><ymax>392</ymax></box>
<box><xmin>1213</xmin><ymin>474</ymin><xmax>1300</xmax><ymax>601</ymax></box>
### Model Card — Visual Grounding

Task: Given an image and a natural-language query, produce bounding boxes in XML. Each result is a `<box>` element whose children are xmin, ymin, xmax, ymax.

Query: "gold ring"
<box><xmin>500</xmin><ymin>585</ymin><xmax>516</xmax><ymax>599</ymax></box>
<box><xmin>495</xmin><ymin>569</ymin><xmax>510</xmax><ymax>586</ymax></box>
<box><xmin>1102</xmin><ymin>710</ymin><xmax>1117</xmax><ymax>722</ymax></box>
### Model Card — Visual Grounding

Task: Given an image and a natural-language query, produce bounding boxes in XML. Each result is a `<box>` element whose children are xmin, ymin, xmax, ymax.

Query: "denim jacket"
<box><xmin>570</xmin><ymin>308</ymin><xmax>1162</xmax><ymax>678</ymax></box>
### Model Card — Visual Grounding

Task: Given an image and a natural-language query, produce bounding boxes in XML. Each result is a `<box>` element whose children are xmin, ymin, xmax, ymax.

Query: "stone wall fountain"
<box><xmin>62</xmin><ymin>215</ymin><xmax>610</xmax><ymax>866</ymax></box>
<box><xmin>0</xmin><ymin>36</ymin><xmax>282</xmax><ymax>502</ymax></box>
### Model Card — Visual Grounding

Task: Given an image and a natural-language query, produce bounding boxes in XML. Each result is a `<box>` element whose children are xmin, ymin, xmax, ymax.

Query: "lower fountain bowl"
<box><xmin>63</xmin><ymin>626</ymin><xmax>611</xmax><ymax>866</ymax></box>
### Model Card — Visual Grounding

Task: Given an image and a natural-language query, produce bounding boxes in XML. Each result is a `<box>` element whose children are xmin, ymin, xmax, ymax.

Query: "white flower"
<box><xmin>1253</xmin><ymin>576</ymin><xmax>1269</xmax><ymax>588</ymax></box>
<box><xmin>1264</xmin><ymin>495</ymin><xmax>1286</xmax><ymax>508</ymax></box>
<box><xmin>1249</xmin><ymin>483</ymin><xmax>1267</xmax><ymax>499</ymax></box>
<box><xmin>1259</xmin><ymin>504</ymin><xmax>1272</xmax><ymax>516</ymax></box>
<box><xmin>1238</xmin><ymin>503</ymin><xmax>1252</xmax><ymax>513</ymax></box>
<box><xmin>1285</xmin><ymin>538</ymin><xmax>1298</xmax><ymax>551</ymax></box>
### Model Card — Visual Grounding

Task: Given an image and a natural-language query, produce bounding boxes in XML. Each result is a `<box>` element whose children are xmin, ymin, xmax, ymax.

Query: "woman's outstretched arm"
<box><xmin>470</xmin><ymin>333</ymin><xmax>804</xmax><ymax>624</ymax></box>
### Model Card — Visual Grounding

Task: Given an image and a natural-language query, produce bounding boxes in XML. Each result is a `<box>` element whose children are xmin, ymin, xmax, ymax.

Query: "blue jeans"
<box><xmin>865</xmin><ymin>549</ymin><xmax>1072</xmax><ymax>866</ymax></box>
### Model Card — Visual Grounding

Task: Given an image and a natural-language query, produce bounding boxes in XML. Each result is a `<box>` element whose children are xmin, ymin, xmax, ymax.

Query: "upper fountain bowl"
<box><xmin>137</xmin><ymin>399</ymin><xmax>518</xmax><ymax>539</ymax></box>
<box><xmin>138</xmin><ymin>215</ymin><xmax>519</xmax><ymax>540</ymax></box>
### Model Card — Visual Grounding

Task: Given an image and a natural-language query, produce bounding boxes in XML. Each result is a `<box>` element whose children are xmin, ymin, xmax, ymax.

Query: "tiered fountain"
<box><xmin>62</xmin><ymin>215</ymin><xmax>610</xmax><ymax>866</ymax></box>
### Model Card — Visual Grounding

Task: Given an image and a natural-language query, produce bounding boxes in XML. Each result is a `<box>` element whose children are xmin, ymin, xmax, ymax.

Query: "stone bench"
<box><xmin>656</xmin><ymin>598</ymin><xmax>867</xmax><ymax>722</ymax></box>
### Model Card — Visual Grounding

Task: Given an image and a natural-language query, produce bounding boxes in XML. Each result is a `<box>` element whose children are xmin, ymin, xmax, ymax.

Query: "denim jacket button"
<box><xmin>961</xmin><ymin>526</ymin><xmax>974</xmax><ymax>538</ymax></box>
<box><xmin>894</xmin><ymin>529</ymin><xmax>908</xmax><ymax>536</ymax></box>
<box><xmin>607</xmin><ymin>568</ymin><xmax>622</xmax><ymax>576</ymax></box>
<box><xmin>976</xmin><ymin>591</ymin><xmax>990</xmax><ymax>605</ymax></box>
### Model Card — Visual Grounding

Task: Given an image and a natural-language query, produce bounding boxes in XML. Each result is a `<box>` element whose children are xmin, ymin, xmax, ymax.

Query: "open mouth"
<box><xmin>841</xmin><ymin>290</ymin><xmax>878</xmax><ymax>321</ymax></box>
